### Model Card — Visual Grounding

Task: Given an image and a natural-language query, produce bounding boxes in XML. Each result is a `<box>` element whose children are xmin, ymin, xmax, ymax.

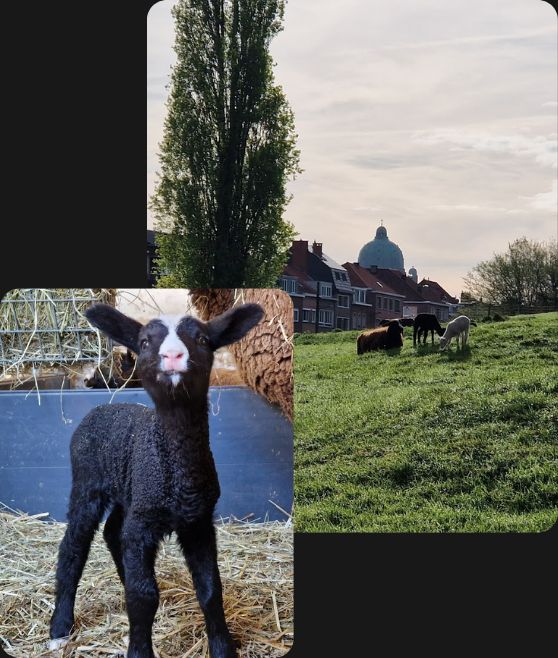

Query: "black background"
<box><xmin>2</xmin><ymin>1</ymin><xmax>557</xmax><ymax>655</ymax></box>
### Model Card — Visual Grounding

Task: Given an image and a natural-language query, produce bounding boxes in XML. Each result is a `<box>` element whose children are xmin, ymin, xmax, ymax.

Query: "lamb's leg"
<box><xmin>50</xmin><ymin>492</ymin><xmax>105</xmax><ymax>643</ymax></box>
<box><xmin>121</xmin><ymin>519</ymin><xmax>160</xmax><ymax>658</ymax></box>
<box><xmin>103</xmin><ymin>505</ymin><xmax>126</xmax><ymax>584</ymax></box>
<box><xmin>177</xmin><ymin>520</ymin><xmax>237</xmax><ymax>658</ymax></box>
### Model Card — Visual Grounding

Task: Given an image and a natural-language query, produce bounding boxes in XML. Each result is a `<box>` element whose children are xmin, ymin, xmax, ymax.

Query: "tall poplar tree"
<box><xmin>151</xmin><ymin>0</ymin><xmax>300</xmax><ymax>288</ymax></box>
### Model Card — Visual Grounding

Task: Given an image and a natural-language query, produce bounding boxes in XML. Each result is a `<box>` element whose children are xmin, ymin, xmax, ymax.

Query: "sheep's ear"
<box><xmin>206</xmin><ymin>303</ymin><xmax>264</xmax><ymax>350</ymax></box>
<box><xmin>85</xmin><ymin>304</ymin><xmax>143</xmax><ymax>353</ymax></box>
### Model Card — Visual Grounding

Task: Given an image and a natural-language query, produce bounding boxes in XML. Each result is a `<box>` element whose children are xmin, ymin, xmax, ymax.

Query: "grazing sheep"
<box><xmin>413</xmin><ymin>313</ymin><xmax>444</xmax><ymax>346</ymax></box>
<box><xmin>49</xmin><ymin>302</ymin><xmax>264</xmax><ymax>658</ymax></box>
<box><xmin>440</xmin><ymin>315</ymin><xmax>471</xmax><ymax>351</ymax></box>
<box><xmin>379</xmin><ymin>317</ymin><xmax>414</xmax><ymax>327</ymax></box>
<box><xmin>357</xmin><ymin>320</ymin><xmax>403</xmax><ymax>354</ymax></box>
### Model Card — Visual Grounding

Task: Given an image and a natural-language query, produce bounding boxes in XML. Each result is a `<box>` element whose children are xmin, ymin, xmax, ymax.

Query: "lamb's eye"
<box><xmin>140</xmin><ymin>338</ymin><xmax>149</xmax><ymax>351</ymax></box>
<box><xmin>197</xmin><ymin>335</ymin><xmax>209</xmax><ymax>346</ymax></box>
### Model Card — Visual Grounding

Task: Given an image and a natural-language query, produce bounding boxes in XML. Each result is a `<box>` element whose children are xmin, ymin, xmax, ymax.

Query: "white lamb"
<box><xmin>439</xmin><ymin>315</ymin><xmax>471</xmax><ymax>351</ymax></box>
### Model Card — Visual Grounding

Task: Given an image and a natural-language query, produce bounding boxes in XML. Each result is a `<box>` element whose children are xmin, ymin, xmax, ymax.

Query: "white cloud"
<box><xmin>524</xmin><ymin>180</ymin><xmax>558</xmax><ymax>212</ymax></box>
<box><xmin>413</xmin><ymin>130</ymin><xmax>557</xmax><ymax>169</ymax></box>
<box><xmin>430</xmin><ymin>204</ymin><xmax>527</xmax><ymax>214</ymax></box>
<box><xmin>352</xmin><ymin>206</ymin><xmax>383</xmax><ymax>213</ymax></box>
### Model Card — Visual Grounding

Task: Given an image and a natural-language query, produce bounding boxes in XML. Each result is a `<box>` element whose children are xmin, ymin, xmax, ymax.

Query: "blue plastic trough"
<box><xmin>0</xmin><ymin>386</ymin><xmax>292</xmax><ymax>522</ymax></box>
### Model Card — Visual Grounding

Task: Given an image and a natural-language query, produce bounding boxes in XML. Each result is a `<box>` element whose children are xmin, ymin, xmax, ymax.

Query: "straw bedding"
<box><xmin>0</xmin><ymin>507</ymin><xmax>293</xmax><ymax>658</ymax></box>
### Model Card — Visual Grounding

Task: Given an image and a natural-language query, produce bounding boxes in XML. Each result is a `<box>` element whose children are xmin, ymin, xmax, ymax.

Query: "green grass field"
<box><xmin>294</xmin><ymin>313</ymin><xmax>558</xmax><ymax>532</ymax></box>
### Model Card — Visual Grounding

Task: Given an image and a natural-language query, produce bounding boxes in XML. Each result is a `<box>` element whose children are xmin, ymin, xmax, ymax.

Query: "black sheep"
<box><xmin>357</xmin><ymin>319</ymin><xmax>403</xmax><ymax>354</ymax></box>
<box><xmin>49</xmin><ymin>302</ymin><xmax>264</xmax><ymax>658</ymax></box>
<box><xmin>379</xmin><ymin>317</ymin><xmax>414</xmax><ymax>327</ymax></box>
<box><xmin>413</xmin><ymin>313</ymin><xmax>444</xmax><ymax>346</ymax></box>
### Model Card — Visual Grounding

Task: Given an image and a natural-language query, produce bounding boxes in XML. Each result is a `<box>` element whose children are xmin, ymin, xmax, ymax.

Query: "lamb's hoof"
<box><xmin>48</xmin><ymin>637</ymin><xmax>69</xmax><ymax>651</ymax></box>
<box><xmin>122</xmin><ymin>637</ymin><xmax>159</xmax><ymax>658</ymax></box>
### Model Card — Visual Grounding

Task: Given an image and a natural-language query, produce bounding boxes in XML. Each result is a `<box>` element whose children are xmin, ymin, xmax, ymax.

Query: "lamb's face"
<box><xmin>137</xmin><ymin>315</ymin><xmax>213</xmax><ymax>392</ymax></box>
<box><xmin>85</xmin><ymin>302</ymin><xmax>264</xmax><ymax>401</ymax></box>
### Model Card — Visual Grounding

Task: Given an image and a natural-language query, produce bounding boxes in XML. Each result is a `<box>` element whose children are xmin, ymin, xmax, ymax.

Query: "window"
<box><xmin>388</xmin><ymin>298</ymin><xmax>393</xmax><ymax>311</ymax></box>
<box><xmin>338</xmin><ymin>294</ymin><xmax>350</xmax><ymax>308</ymax></box>
<box><xmin>337</xmin><ymin>317</ymin><xmax>350</xmax><ymax>330</ymax></box>
<box><xmin>293</xmin><ymin>308</ymin><xmax>299</xmax><ymax>323</ymax></box>
<box><xmin>353</xmin><ymin>313</ymin><xmax>365</xmax><ymax>329</ymax></box>
<box><xmin>303</xmin><ymin>308</ymin><xmax>316</xmax><ymax>323</ymax></box>
<box><xmin>395</xmin><ymin>299</ymin><xmax>400</xmax><ymax>313</ymax></box>
<box><xmin>353</xmin><ymin>288</ymin><xmax>366</xmax><ymax>304</ymax></box>
<box><xmin>319</xmin><ymin>282</ymin><xmax>332</xmax><ymax>297</ymax></box>
<box><xmin>280</xmin><ymin>277</ymin><xmax>298</xmax><ymax>294</ymax></box>
<box><xmin>318</xmin><ymin>309</ymin><xmax>333</xmax><ymax>326</ymax></box>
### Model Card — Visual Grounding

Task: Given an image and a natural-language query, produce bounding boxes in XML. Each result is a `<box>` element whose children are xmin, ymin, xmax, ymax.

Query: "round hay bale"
<box><xmin>190</xmin><ymin>289</ymin><xmax>293</xmax><ymax>421</ymax></box>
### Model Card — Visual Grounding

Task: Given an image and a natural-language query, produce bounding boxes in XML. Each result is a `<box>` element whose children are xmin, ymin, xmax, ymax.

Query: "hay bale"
<box><xmin>0</xmin><ymin>289</ymin><xmax>117</xmax><ymax>390</ymax></box>
<box><xmin>190</xmin><ymin>290</ymin><xmax>293</xmax><ymax>420</ymax></box>
<box><xmin>0</xmin><ymin>506</ymin><xmax>293</xmax><ymax>657</ymax></box>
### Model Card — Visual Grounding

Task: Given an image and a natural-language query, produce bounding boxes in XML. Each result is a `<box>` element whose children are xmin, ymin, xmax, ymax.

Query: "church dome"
<box><xmin>358</xmin><ymin>224</ymin><xmax>405</xmax><ymax>272</ymax></box>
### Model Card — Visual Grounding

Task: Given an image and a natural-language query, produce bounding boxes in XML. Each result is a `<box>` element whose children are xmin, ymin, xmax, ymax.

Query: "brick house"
<box><xmin>417</xmin><ymin>279</ymin><xmax>460</xmax><ymax>318</ymax></box>
<box><xmin>343</xmin><ymin>262</ymin><xmax>405</xmax><ymax>328</ymax></box>
<box><xmin>316</xmin><ymin>245</ymin><xmax>353</xmax><ymax>330</ymax></box>
<box><xmin>369</xmin><ymin>267</ymin><xmax>456</xmax><ymax>322</ymax></box>
<box><xmin>279</xmin><ymin>240</ymin><xmax>353</xmax><ymax>333</ymax></box>
<box><xmin>280</xmin><ymin>260</ymin><xmax>309</xmax><ymax>333</ymax></box>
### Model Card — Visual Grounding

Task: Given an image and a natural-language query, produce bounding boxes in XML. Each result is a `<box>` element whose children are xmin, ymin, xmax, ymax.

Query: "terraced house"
<box><xmin>280</xmin><ymin>240</ymin><xmax>353</xmax><ymax>333</ymax></box>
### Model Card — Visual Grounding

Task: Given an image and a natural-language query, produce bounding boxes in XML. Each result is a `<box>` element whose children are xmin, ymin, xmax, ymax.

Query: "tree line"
<box><xmin>463</xmin><ymin>237</ymin><xmax>558</xmax><ymax>311</ymax></box>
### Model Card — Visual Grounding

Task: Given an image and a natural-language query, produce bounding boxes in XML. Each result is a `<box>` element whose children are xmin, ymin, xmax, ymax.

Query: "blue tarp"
<box><xmin>0</xmin><ymin>386</ymin><xmax>292</xmax><ymax>523</ymax></box>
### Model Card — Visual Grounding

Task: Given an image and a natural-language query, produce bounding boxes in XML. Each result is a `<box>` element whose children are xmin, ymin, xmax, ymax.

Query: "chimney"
<box><xmin>290</xmin><ymin>240</ymin><xmax>309</xmax><ymax>270</ymax></box>
<box><xmin>312</xmin><ymin>241</ymin><xmax>323</xmax><ymax>258</ymax></box>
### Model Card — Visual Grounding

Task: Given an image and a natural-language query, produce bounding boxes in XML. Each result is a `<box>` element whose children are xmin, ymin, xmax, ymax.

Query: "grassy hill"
<box><xmin>294</xmin><ymin>313</ymin><xmax>558</xmax><ymax>532</ymax></box>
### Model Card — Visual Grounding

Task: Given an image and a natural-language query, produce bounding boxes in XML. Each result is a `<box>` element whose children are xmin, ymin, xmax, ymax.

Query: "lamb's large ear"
<box><xmin>206</xmin><ymin>303</ymin><xmax>264</xmax><ymax>350</ymax></box>
<box><xmin>85</xmin><ymin>304</ymin><xmax>143</xmax><ymax>353</ymax></box>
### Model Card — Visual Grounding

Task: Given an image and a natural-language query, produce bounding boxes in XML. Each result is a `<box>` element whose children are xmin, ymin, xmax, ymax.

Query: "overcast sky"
<box><xmin>147</xmin><ymin>0</ymin><xmax>557</xmax><ymax>297</ymax></box>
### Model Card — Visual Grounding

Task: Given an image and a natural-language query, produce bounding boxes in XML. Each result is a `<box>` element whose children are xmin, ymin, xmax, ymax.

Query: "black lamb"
<box><xmin>49</xmin><ymin>302</ymin><xmax>264</xmax><ymax>658</ymax></box>
<box><xmin>413</xmin><ymin>313</ymin><xmax>444</xmax><ymax>346</ymax></box>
